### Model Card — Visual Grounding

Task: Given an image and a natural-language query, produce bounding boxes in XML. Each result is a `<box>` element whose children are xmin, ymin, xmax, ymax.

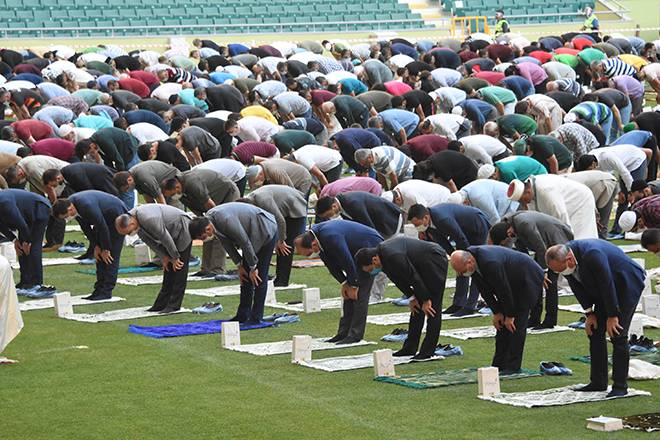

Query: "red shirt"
<box><xmin>310</xmin><ymin>89</ymin><xmax>337</xmax><ymax>106</ymax></box>
<box><xmin>128</xmin><ymin>70</ymin><xmax>160</xmax><ymax>88</ymax></box>
<box><xmin>474</xmin><ymin>71</ymin><xmax>506</xmax><ymax>85</ymax></box>
<box><xmin>231</xmin><ymin>141</ymin><xmax>278</xmax><ymax>165</ymax></box>
<box><xmin>572</xmin><ymin>37</ymin><xmax>594</xmax><ymax>51</ymax></box>
<box><xmin>384</xmin><ymin>81</ymin><xmax>412</xmax><ymax>96</ymax></box>
<box><xmin>406</xmin><ymin>134</ymin><xmax>449</xmax><ymax>162</ymax></box>
<box><xmin>553</xmin><ymin>48</ymin><xmax>580</xmax><ymax>56</ymax></box>
<box><xmin>118</xmin><ymin>78</ymin><xmax>150</xmax><ymax>98</ymax></box>
<box><xmin>29</xmin><ymin>138</ymin><xmax>75</xmax><ymax>160</ymax></box>
<box><xmin>11</xmin><ymin>120</ymin><xmax>53</xmax><ymax>143</ymax></box>
<box><xmin>529</xmin><ymin>50</ymin><xmax>553</xmax><ymax>64</ymax></box>
<box><xmin>486</xmin><ymin>44</ymin><xmax>514</xmax><ymax>63</ymax></box>
<box><xmin>459</xmin><ymin>50</ymin><xmax>478</xmax><ymax>63</ymax></box>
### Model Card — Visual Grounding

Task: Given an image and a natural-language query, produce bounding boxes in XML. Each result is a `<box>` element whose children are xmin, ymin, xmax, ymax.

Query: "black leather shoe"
<box><xmin>576</xmin><ymin>383</ymin><xmax>607</xmax><ymax>392</ymax></box>
<box><xmin>147</xmin><ymin>306</ymin><xmax>164</xmax><ymax>312</ymax></box>
<box><xmin>83</xmin><ymin>294</ymin><xmax>111</xmax><ymax>301</ymax></box>
<box><xmin>443</xmin><ymin>305</ymin><xmax>461</xmax><ymax>314</ymax></box>
<box><xmin>326</xmin><ymin>334</ymin><xmax>345</xmax><ymax>343</ymax></box>
<box><xmin>336</xmin><ymin>337</ymin><xmax>360</xmax><ymax>345</ymax></box>
<box><xmin>606</xmin><ymin>388</ymin><xmax>627</xmax><ymax>397</ymax></box>
<box><xmin>393</xmin><ymin>349</ymin><xmax>416</xmax><ymax>357</ymax></box>
<box><xmin>159</xmin><ymin>307</ymin><xmax>179</xmax><ymax>314</ymax></box>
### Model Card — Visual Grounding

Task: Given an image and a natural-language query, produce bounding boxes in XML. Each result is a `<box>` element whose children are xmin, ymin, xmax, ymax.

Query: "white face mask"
<box><xmin>170</xmin><ymin>193</ymin><xmax>182</xmax><ymax>201</ymax></box>
<box><xmin>560</xmin><ymin>264</ymin><xmax>576</xmax><ymax>276</ymax></box>
<box><xmin>416</xmin><ymin>224</ymin><xmax>428</xmax><ymax>232</ymax></box>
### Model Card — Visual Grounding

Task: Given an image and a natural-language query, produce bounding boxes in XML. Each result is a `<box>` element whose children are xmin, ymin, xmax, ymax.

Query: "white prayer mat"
<box><xmin>629</xmin><ymin>359</ymin><xmax>660</xmax><ymax>380</ymax></box>
<box><xmin>0</xmin><ymin>357</ymin><xmax>18</xmax><ymax>364</ymax></box>
<box><xmin>558</xmin><ymin>304</ymin><xmax>585</xmax><ymax>313</ymax></box>
<box><xmin>186</xmin><ymin>284</ymin><xmax>307</xmax><ymax>297</ymax></box>
<box><xmin>439</xmin><ymin>325</ymin><xmax>573</xmax><ymax>340</ymax></box>
<box><xmin>297</xmin><ymin>353</ymin><xmax>442</xmax><ymax>372</ymax></box>
<box><xmin>367</xmin><ymin>311</ymin><xmax>488</xmax><ymax>326</ymax></box>
<box><xmin>116</xmin><ymin>275</ymin><xmax>216</xmax><ymax>286</ymax></box>
<box><xmin>478</xmin><ymin>384</ymin><xmax>651</xmax><ymax>408</ymax></box>
<box><xmin>268</xmin><ymin>297</ymin><xmax>394</xmax><ymax>312</ymax></box>
<box><xmin>61</xmin><ymin>306</ymin><xmax>190</xmax><ymax>323</ymax></box>
<box><xmin>389</xmin><ymin>278</ymin><xmax>457</xmax><ymax>289</ymax></box>
<box><xmin>19</xmin><ymin>295</ymin><xmax>125</xmax><ymax>311</ymax></box>
<box><xmin>226</xmin><ymin>338</ymin><xmax>376</xmax><ymax>356</ymax></box>
<box><xmin>619</xmin><ymin>244</ymin><xmax>645</xmax><ymax>253</ymax></box>
<box><xmin>559</xmin><ymin>305</ymin><xmax>660</xmax><ymax>328</ymax></box>
<box><xmin>11</xmin><ymin>257</ymin><xmax>82</xmax><ymax>269</ymax></box>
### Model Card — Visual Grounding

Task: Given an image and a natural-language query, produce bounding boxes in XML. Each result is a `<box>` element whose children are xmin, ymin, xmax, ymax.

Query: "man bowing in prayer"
<box><xmin>545</xmin><ymin>240</ymin><xmax>645</xmax><ymax>397</ymax></box>
<box><xmin>450</xmin><ymin>246</ymin><xmax>544</xmax><ymax>374</ymax></box>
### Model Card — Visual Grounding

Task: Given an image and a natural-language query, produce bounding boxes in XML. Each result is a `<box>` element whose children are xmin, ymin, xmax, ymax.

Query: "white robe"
<box><xmin>0</xmin><ymin>255</ymin><xmax>23</xmax><ymax>353</ymax></box>
<box><xmin>529</xmin><ymin>175</ymin><xmax>598</xmax><ymax>239</ymax></box>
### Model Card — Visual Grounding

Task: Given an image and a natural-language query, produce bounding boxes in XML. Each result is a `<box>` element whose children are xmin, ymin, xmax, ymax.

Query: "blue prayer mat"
<box><xmin>128</xmin><ymin>320</ymin><xmax>274</xmax><ymax>338</ymax></box>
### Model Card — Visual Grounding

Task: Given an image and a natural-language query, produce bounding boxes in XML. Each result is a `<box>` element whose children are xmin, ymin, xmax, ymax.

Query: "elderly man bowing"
<box><xmin>115</xmin><ymin>204</ymin><xmax>192</xmax><ymax>313</ymax></box>
<box><xmin>450</xmin><ymin>246</ymin><xmax>544</xmax><ymax>374</ymax></box>
<box><xmin>545</xmin><ymin>240</ymin><xmax>645</xmax><ymax>397</ymax></box>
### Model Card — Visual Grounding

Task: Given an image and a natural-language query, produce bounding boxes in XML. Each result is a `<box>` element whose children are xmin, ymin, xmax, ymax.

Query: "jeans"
<box><xmin>600</xmin><ymin>113</ymin><xmax>614</xmax><ymax>144</ymax></box>
<box><xmin>235</xmin><ymin>235</ymin><xmax>277</xmax><ymax>323</ymax></box>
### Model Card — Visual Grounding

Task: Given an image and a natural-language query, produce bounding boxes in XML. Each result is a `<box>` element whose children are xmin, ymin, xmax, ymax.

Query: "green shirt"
<box><xmin>495</xmin><ymin>156</ymin><xmax>547</xmax><ymax>183</ymax></box>
<box><xmin>528</xmin><ymin>135</ymin><xmax>573</xmax><ymax>172</ymax></box>
<box><xmin>271</xmin><ymin>130</ymin><xmax>316</xmax><ymax>155</ymax></box>
<box><xmin>577</xmin><ymin>48</ymin><xmax>606</xmax><ymax>65</ymax></box>
<box><xmin>87</xmin><ymin>60</ymin><xmax>113</xmax><ymax>74</ymax></box>
<box><xmin>552</xmin><ymin>54</ymin><xmax>579</xmax><ymax>69</ymax></box>
<box><xmin>497</xmin><ymin>114</ymin><xmax>537</xmax><ymax>137</ymax></box>
<box><xmin>72</xmin><ymin>89</ymin><xmax>105</xmax><ymax>106</ymax></box>
<box><xmin>479</xmin><ymin>86</ymin><xmax>516</xmax><ymax>105</ymax></box>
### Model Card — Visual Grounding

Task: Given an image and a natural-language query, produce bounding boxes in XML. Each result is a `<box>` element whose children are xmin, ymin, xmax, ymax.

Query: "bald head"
<box><xmin>450</xmin><ymin>250</ymin><xmax>477</xmax><ymax>277</ymax></box>
<box><xmin>483</xmin><ymin>121</ymin><xmax>499</xmax><ymax>137</ymax></box>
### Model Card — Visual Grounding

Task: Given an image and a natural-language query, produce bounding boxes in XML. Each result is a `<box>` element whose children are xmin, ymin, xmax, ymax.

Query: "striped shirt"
<box><xmin>569</xmin><ymin>102</ymin><xmax>611</xmax><ymax>124</ymax></box>
<box><xmin>551</xmin><ymin>123</ymin><xmax>599</xmax><ymax>157</ymax></box>
<box><xmin>371</xmin><ymin>146</ymin><xmax>415</xmax><ymax>180</ymax></box>
<box><xmin>554</xmin><ymin>78</ymin><xmax>582</xmax><ymax>97</ymax></box>
<box><xmin>602</xmin><ymin>58</ymin><xmax>638</xmax><ymax>79</ymax></box>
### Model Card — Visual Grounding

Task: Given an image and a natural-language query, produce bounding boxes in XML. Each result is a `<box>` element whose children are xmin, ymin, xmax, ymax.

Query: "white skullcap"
<box><xmin>477</xmin><ymin>164</ymin><xmax>496</xmax><ymax>180</ymax></box>
<box><xmin>381</xmin><ymin>191</ymin><xmax>394</xmax><ymax>203</ymax></box>
<box><xmin>447</xmin><ymin>191</ymin><xmax>465</xmax><ymax>204</ymax></box>
<box><xmin>618</xmin><ymin>211</ymin><xmax>638</xmax><ymax>232</ymax></box>
<box><xmin>564</xmin><ymin>113</ymin><xmax>578</xmax><ymax>123</ymax></box>
<box><xmin>57</xmin><ymin>124</ymin><xmax>73</xmax><ymax>138</ymax></box>
<box><xmin>507</xmin><ymin>179</ymin><xmax>525</xmax><ymax>201</ymax></box>
<box><xmin>452</xmin><ymin>106</ymin><xmax>463</xmax><ymax>115</ymax></box>
<box><xmin>428</xmin><ymin>91</ymin><xmax>438</xmax><ymax>101</ymax></box>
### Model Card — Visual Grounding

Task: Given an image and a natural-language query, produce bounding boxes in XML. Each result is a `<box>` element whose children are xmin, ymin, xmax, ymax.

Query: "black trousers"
<box><xmin>323</xmin><ymin>161</ymin><xmax>344</xmax><ymax>184</ymax></box>
<box><xmin>18</xmin><ymin>216</ymin><xmax>48</xmax><ymax>288</ymax></box>
<box><xmin>335</xmin><ymin>274</ymin><xmax>374</xmax><ymax>341</ymax></box>
<box><xmin>401</xmin><ymin>252</ymin><xmax>447</xmax><ymax>356</ymax></box>
<box><xmin>492</xmin><ymin>308</ymin><xmax>531</xmax><ymax>372</ymax></box>
<box><xmin>151</xmin><ymin>244</ymin><xmax>191</xmax><ymax>310</ymax></box>
<box><xmin>93</xmin><ymin>232</ymin><xmax>125</xmax><ymax>298</ymax></box>
<box><xmin>589</xmin><ymin>301</ymin><xmax>636</xmax><ymax>391</ymax></box>
<box><xmin>236</xmin><ymin>236</ymin><xmax>277</xmax><ymax>323</ymax></box>
<box><xmin>529</xmin><ymin>270</ymin><xmax>558</xmax><ymax>326</ymax></box>
<box><xmin>274</xmin><ymin>217</ymin><xmax>307</xmax><ymax>286</ymax></box>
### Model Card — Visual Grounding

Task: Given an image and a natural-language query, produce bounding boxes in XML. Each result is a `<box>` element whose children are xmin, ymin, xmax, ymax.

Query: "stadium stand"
<box><xmin>444</xmin><ymin>0</ymin><xmax>596</xmax><ymax>24</ymax></box>
<box><xmin>1</xmin><ymin>0</ymin><xmax>430</xmax><ymax>37</ymax></box>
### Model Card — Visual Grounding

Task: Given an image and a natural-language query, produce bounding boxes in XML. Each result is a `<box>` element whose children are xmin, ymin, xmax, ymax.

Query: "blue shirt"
<box><xmin>611</xmin><ymin>130</ymin><xmax>652</xmax><ymax>148</ymax></box>
<box><xmin>459</xmin><ymin>99</ymin><xmax>496</xmax><ymax>128</ymax></box>
<box><xmin>391</xmin><ymin>43</ymin><xmax>418</xmax><ymax>59</ymax></box>
<box><xmin>379</xmin><ymin>109</ymin><xmax>420</xmax><ymax>137</ymax></box>
<box><xmin>339</xmin><ymin>78</ymin><xmax>368</xmax><ymax>95</ymax></box>
<box><xmin>499</xmin><ymin>76</ymin><xmax>535</xmax><ymax>100</ymax></box>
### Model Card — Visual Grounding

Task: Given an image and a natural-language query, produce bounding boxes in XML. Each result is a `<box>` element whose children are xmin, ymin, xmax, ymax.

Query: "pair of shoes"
<box><xmin>188</xmin><ymin>256</ymin><xmax>200</xmax><ymax>267</ymax></box>
<box><xmin>630</xmin><ymin>335</ymin><xmax>657</xmax><ymax>353</ymax></box>
<box><xmin>381</xmin><ymin>328</ymin><xmax>408</xmax><ymax>342</ymax></box>
<box><xmin>568</xmin><ymin>316</ymin><xmax>586</xmax><ymax>329</ymax></box>
<box><xmin>392</xmin><ymin>349</ymin><xmax>416</xmax><ymax>357</ymax></box>
<box><xmin>435</xmin><ymin>344</ymin><xmax>463</xmax><ymax>357</ymax></box>
<box><xmin>214</xmin><ymin>274</ymin><xmax>239</xmax><ymax>281</ymax></box>
<box><xmin>606</xmin><ymin>232</ymin><xmax>625</xmax><ymax>240</ymax></box>
<box><xmin>411</xmin><ymin>353</ymin><xmax>438</xmax><ymax>361</ymax></box>
<box><xmin>443</xmin><ymin>304</ymin><xmax>461</xmax><ymax>314</ymax></box>
<box><xmin>532</xmin><ymin>323</ymin><xmax>555</xmax><ymax>330</ymax></box>
<box><xmin>539</xmin><ymin>361</ymin><xmax>572</xmax><ymax>375</ymax></box>
<box><xmin>263</xmin><ymin>313</ymin><xmax>286</xmax><ymax>322</ymax></box>
<box><xmin>606</xmin><ymin>388</ymin><xmax>628</xmax><ymax>398</ymax></box>
<box><xmin>58</xmin><ymin>241</ymin><xmax>86</xmax><ymax>253</ymax></box>
<box><xmin>83</xmin><ymin>294</ymin><xmax>111</xmax><ymax>301</ymax></box>
<box><xmin>391</xmin><ymin>296</ymin><xmax>411</xmax><ymax>306</ymax></box>
<box><xmin>192</xmin><ymin>302</ymin><xmax>223</xmax><ymax>314</ymax></box>
<box><xmin>336</xmin><ymin>337</ymin><xmax>360</xmax><ymax>345</ymax></box>
<box><xmin>78</xmin><ymin>258</ymin><xmax>95</xmax><ymax>265</ymax></box>
<box><xmin>43</xmin><ymin>243</ymin><xmax>63</xmax><ymax>253</ymax></box>
<box><xmin>575</xmin><ymin>383</ymin><xmax>607</xmax><ymax>392</ymax></box>
<box><xmin>478</xmin><ymin>307</ymin><xmax>492</xmax><ymax>315</ymax></box>
<box><xmin>274</xmin><ymin>313</ymin><xmax>300</xmax><ymax>324</ymax></box>
<box><xmin>326</xmin><ymin>334</ymin><xmax>345</xmax><ymax>343</ymax></box>
<box><xmin>191</xmin><ymin>270</ymin><xmax>216</xmax><ymax>278</ymax></box>
<box><xmin>451</xmin><ymin>307</ymin><xmax>477</xmax><ymax>317</ymax></box>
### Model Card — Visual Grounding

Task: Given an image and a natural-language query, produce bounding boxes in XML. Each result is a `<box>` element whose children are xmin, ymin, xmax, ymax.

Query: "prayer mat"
<box><xmin>0</xmin><ymin>357</ymin><xmax>18</xmax><ymax>364</ymax></box>
<box><xmin>622</xmin><ymin>413</ymin><xmax>660</xmax><ymax>432</ymax></box>
<box><xmin>76</xmin><ymin>266</ymin><xmax>159</xmax><ymax>275</ymax></box>
<box><xmin>478</xmin><ymin>384</ymin><xmax>651</xmax><ymax>408</ymax></box>
<box><xmin>367</xmin><ymin>311</ymin><xmax>488</xmax><ymax>326</ymax></box>
<box><xmin>19</xmin><ymin>295</ymin><xmax>125</xmax><ymax>311</ymax></box>
<box><xmin>558</xmin><ymin>304</ymin><xmax>585</xmax><ymax>313</ymax></box>
<box><xmin>11</xmin><ymin>257</ymin><xmax>81</xmax><ymax>269</ymax></box>
<box><xmin>618</xmin><ymin>244</ymin><xmax>645</xmax><ymax>253</ymax></box>
<box><xmin>226</xmin><ymin>338</ymin><xmax>376</xmax><ymax>356</ymax></box>
<box><xmin>186</xmin><ymin>283</ymin><xmax>307</xmax><ymax>297</ymax></box>
<box><xmin>439</xmin><ymin>325</ymin><xmax>573</xmax><ymax>340</ymax></box>
<box><xmin>629</xmin><ymin>359</ymin><xmax>660</xmax><ymax>380</ymax></box>
<box><xmin>390</xmin><ymin>279</ymin><xmax>457</xmax><ymax>290</ymax></box>
<box><xmin>62</xmin><ymin>306</ymin><xmax>190</xmax><ymax>323</ymax></box>
<box><xmin>269</xmin><ymin>297</ymin><xmax>395</xmax><ymax>312</ymax></box>
<box><xmin>116</xmin><ymin>274</ymin><xmax>217</xmax><ymax>286</ymax></box>
<box><xmin>375</xmin><ymin>367</ymin><xmax>541</xmax><ymax>389</ymax></box>
<box><xmin>297</xmin><ymin>352</ymin><xmax>440</xmax><ymax>372</ymax></box>
<box><xmin>291</xmin><ymin>259</ymin><xmax>325</xmax><ymax>268</ymax></box>
<box><xmin>571</xmin><ymin>352</ymin><xmax>660</xmax><ymax>366</ymax></box>
<box><xmin>128</xmin><ymin>320</ymin><xmax>274</xmax><ymax>338</ymax></box>
<box><xmin>559</xmin><ymin>306</ymin><xmax>660</xmax><ymax>328</ymax></box>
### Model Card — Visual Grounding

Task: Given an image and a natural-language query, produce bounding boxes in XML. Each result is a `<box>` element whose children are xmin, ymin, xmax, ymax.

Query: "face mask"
<box><xmin>170</xmin><ymin>193</ymin><xmax>182</xmax><ymax>201</ymax></box>
<box><xmin>309</xmin><ymin>251</ymin><xmax>320</xmax><ymax>259</ymax></box>
<box><xmin>369</xmin><ymin>268</ymin><xmax>382</xmax><ymax>276</ymax></box>
<box><xmin>462</xmin><ymin>269</ymin><xmax>475</xmax><ymax>277</ymax></box>
<box><xmin>560</xmin><ymin>264</ymin><xmax>576</xmax><ymax>276</ymax></box>
<box><xmin>416</xmin><ymin>224</ymin><xmax>428</xmax><ymax>232</ymax></box>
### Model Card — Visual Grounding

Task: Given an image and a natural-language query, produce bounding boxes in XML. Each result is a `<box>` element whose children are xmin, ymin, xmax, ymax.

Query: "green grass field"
<box><xmin>1</xmin><ymin>230</ymin><xmax>658</xmax><ymax>439</ymax></box>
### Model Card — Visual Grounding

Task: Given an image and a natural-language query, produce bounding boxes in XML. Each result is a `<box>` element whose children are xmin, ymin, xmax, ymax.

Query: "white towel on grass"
<box><xmin>11</xmin><ymin>257</ymin><xmax>81</xmax><ymax>269</ymax></box>
<box><xmin>61</xmin><ymin>306</ymin><xmax>189</xmax><ymax>323</ymax></box>
<box><xmin>559</xmin><ymin>305</ymin><xmax>660</xmax><ymax>328</ymax></box>
<box><xmin>439</xmin><ymin>325</ymin><xmax>573</xmax><ymax>340</ymax></box>
<box><xmin>478</xmin><ymin>384</ymin><xmax>651</xmax><ymax>407</ymax></box>
<box><xmin>628</xmin><ymin>359</ymin><xmax>660</xmax><ymax>380</ymax></box>
<box><xmin>116</xmin><ymin>275</ymin><xmax>215</xmax><ymax>286</ymax></box>
<box><xmin>367</xmin><ymin>311</ymin><xmax>488</xmax><ymax>326</ymax></box>
<box><xmin>618</xmin><ymin>244</ymin><xmax>645</xmax><ymax>253</ymax></box>
<box><xmin>297</xmin><ymin>352</ymin><xmax>442</xmax><ymax>372</ymax></box>
<box><xmin>20</xmin><ymin>295</ymin><xmax>125</xmax><ymax>311</ymax></box>
<box><xmin>186</xmin><ymin>283</ymin><xmax>307</xmax><ymax>297</ymax></box>
<box><xmin>268</xmin><ymin>297</ymin><xmax>394</xmax><ymax>312</ymax></box>
<box><xmin>226</xmin><ymin>338</ymin><xmax>375</xmax><ymax>356</ymax></box>
<box><xmin>0</xmin><ymin>256</ymin><xmax>22</xmax><ymax>353</ymax></box>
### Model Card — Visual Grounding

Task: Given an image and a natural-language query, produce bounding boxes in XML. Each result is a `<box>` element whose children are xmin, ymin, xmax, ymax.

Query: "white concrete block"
<box><xmin>134</xmin><ymin>243</ymin><xmax>152</xmax><ymax>266</ymax></box>
<box><xmin>265</xmin><ymin>279</ymin><xmax>276</xmax><ymax>305</ymax></box>
<box><xmin>629</xmin><ymin>315</ymin><xmax>644</xmax><ymax>337</ymax></box>
<box><xmin>373</xmin><ymin>349</ymin><xmax>395</xmax><ymax>377</ymax></box>
<box><xmin>221</xmin><ymin>321</ymin><xmax>241</xmax><ymax>348</ymax></box>
<box><xmin>303</xmin><ymin>288</ymin><xmax>321</xmax><ymax>313</ymax></box>
<box><xmin>642</xmin><ymin>295</ymin><xmax>660</xmax><ymax>318</ymax></box>
<box><xmin>291</xmin><ymin>335</ymin><xmax>312</xmax><ymax>363</ymax></box>
<box><xmin>53</xmin><ymin>292</ymin><xmax>73</xmax><ymax>317</ymax></box>
<box><xmin>477</xmin><ymin>366</ymin><xmax>500</xmax><ymax>397</ymax></box>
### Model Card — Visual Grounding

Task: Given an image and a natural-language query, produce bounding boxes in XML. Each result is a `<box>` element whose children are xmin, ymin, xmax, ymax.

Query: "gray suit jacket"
<box><xmin>246</xmin><ymin>185</ymin><xmax>307</xmax><ymax>241</ymax></box>
<box><xmin>505</xmin><ymin>211</ymin><xmax>574</xmax><ymax>268</ymax></box>
<box><xmin>132</xmin><ymin>204</ymin><xmax>192</xmax><ymax>259</ymax></box>
<box><xmin>206</xmin><ymin>202</ymin><xmax>277</xmax><ymax>269</ymax></box>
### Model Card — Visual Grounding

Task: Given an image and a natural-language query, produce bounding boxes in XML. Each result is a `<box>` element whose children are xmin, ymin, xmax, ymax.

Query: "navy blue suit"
<box><xmin>69</xmin><ymin>191</ymin><xmax>128</xmax><ymax>298</ymax></box>
<box><xmin>337</xmin><ymin>191</ymin><xmax>403</xmax><ymax>239</ymax></box>
<box><xmin>427</xmin><ymin>204</ymin><xmax>490</xmax><ymax>310</ymax></box>
<box><xmin>124</xmin><ymin>109</ymin><xmax>170</xmax><ymax>133</ymax></box>
<box><xmin>468</xmin><ymin>245</ymin><xmax>544</xmax><ymax>372</ymax></box>
<box><xmin>565</xmin><ymin>239</ymin><xmax>645</xmax><ymax>391</ymax></box>
<box><xmin>312</xmin><ymin>220</ymin><xmax>383</xmax><ymax>340</ymax></box>
<box><xmin>0</xmin><ymin>189</ymin><xmax>51</xmax><ymax>288</ymax></box>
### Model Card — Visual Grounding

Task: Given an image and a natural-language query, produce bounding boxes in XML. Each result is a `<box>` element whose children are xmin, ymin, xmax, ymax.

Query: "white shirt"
<box><xmin>238</xmin><ymin>116</ymin><xmax>281</xmax><ymax>142</ymax></box>
<box><xmin>2</xmin><ymin>81</ymin><xmax>36</xmax><ymax>90</ymax></box>
<box><xmin>460</xmin><ymin>135</ymin><xmax>508</xmax><ymax>165</ymax></box>
<box><xmin>80</xmin><ymin>52</ymin><xmax>108</xmax><ymax>64</ymax></box>
<box><xmin>642</xmin><ymin>63</ymin><xmax>660</xmax><ymax>81</ymax></box>
<box><xmin>325</xmin><ymin>71</ymin><xmax>357</xmax><ymax>85</ymax></box>
<box><xmin>0</xmin><ymin>140</ymin><xmax>22</xmax><ymax>155</ymax></box>
<box><xmin>127</xmin><ymin>123</ymin><xmax>169</xmax><ymax>144</ymax></box>
<box><xmin>194</xmin><ymin>158</ymin><xmax>246</xmax><ymax>182</ymax></box>
<box><xmin>424</xmin><ymin>114</ymin><xmax>466</xmax><ymax>141</ymax></box>
<box><xmin>388</xmin><ymin>54</ymin><xmax>415</xmax><ymax>69</ymax></box>
<box><xmin>292</xmin><ymin>144</ymin><xmax>342</xmax><ymax>172</ymax></box>
<box><xmin>270</xmin><ymin>41</ymin><xmax>297</xmax><ymax>57</ymax></box>
<box><xmin>591</xmin><ymin>144</ymin><xmax>647</xmax><ymax>191</ymax></box>
<box><xmin>222</xmin><ymin>65</ymin><xmax>252</xmax><ymax>79</ymax></box>
<box><xmin>68</xmin><ymin>127</ymin><xmax>96</xmax><ymax>144</ymax></box>
<box><xmin>564</xmin><ymin>170</ymin><xmax>618</xmax><ymax>209</ymax></box>
<box><xmin>206</xmin><ymin>110</ymin><xmax>232</xmax><ymax>121</ymax></box>
<box><xmin>391</xmin><ymin>179</ymin><xmax>450</xmax><ymax>212</ymax></box>
<box><xmin>257</xmin><ymin>57</ymin><xmax>287</xmax><ymax>74</ymax></box>
<box><xmin>138</xmin><ymin>51</ymin><xmax>161</xmax><ymax>67</ymax></box>
<box><xmin>151</xmin><ymin>83</ymin><xmax>183</xmax><ymax>101</ymax></box>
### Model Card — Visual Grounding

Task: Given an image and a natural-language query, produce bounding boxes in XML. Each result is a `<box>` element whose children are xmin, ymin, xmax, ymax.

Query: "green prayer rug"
<box><xmin>570</xmin><ymin>351</ymin><xmax>660</xmax><ymax>366</ymax></box>
<box><xmin>375</xmin><ymin>367</ymin><xmax>541</xmax><ymax>389</ymax></box>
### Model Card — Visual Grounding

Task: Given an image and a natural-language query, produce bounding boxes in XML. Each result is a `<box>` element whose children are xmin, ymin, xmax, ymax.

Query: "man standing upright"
<box><xmin>546</xmin><ymin>240</ymin><xmax>644</xmax><ymax>396</ymax></box>
<box><xmin>494</xmin><ymin>10</ymin><xmax>510</xmax><ymax>37</ymax></box>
